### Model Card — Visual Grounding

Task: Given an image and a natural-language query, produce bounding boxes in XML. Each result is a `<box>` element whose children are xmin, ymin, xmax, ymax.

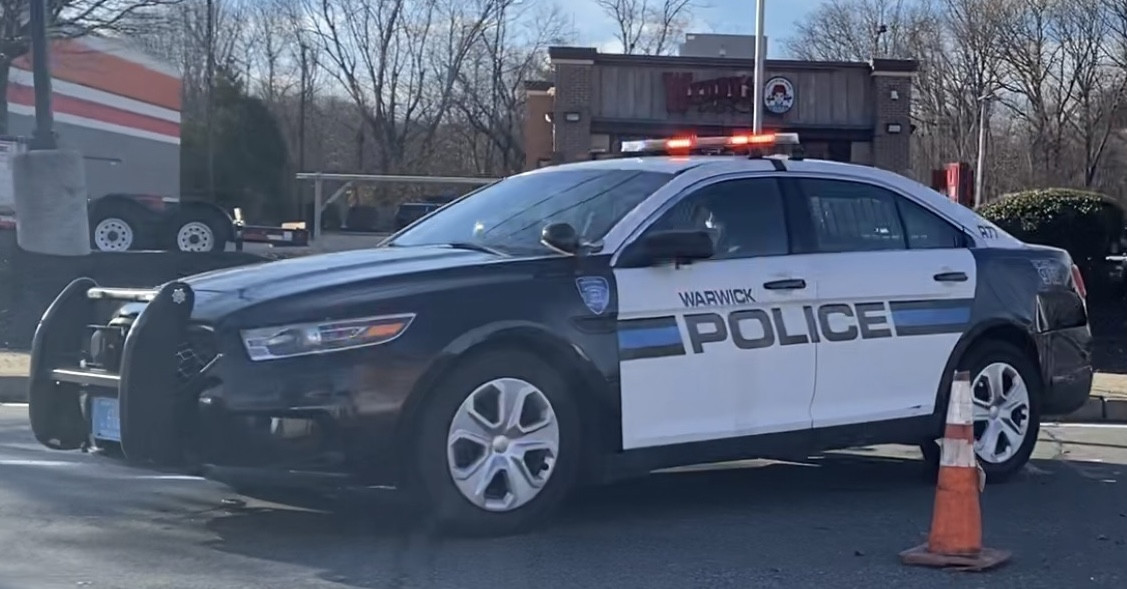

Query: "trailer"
<box><xmin>1</xmin><ymin>35</ymin><xmax>305</xmax><ymax>252</ymax></box>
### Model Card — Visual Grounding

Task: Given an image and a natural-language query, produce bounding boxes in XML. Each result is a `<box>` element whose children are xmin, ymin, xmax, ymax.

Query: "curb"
<box><xmin>0</xmin><ymin>373</ymin><xmax>1125</xmax><ymax>423</ymax></box>
<box><xmin>1048</xmin><ymin>395</ymin><xmax>1127</xmax><ymax>424</ymax></box>
<box><xmin>0</xmin><ymin>375</ymin><xmax>28</xmax><ymax>404</ymax></box>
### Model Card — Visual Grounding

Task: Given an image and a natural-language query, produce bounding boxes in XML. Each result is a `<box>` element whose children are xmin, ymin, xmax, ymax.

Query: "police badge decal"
<box><xmin>575</xmin><ymin>276</ymin><xmax>610</xmax><ymax>315</ymax></box>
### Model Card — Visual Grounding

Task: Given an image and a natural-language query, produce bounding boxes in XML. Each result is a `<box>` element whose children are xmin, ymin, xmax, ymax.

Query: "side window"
<box><xmin>646</xmin><ymin>178</ymin><xmax>789</xmax><ymax>260</ymax></box>
<box><xmin>897</xmin><ymin>197</ymin><xmax>967</xmax><ymax>249</ymax></box>
<box><xmin>800</xmin><ymin>179</ymin><xmax>905</xmax><ymax>252</ymax></box>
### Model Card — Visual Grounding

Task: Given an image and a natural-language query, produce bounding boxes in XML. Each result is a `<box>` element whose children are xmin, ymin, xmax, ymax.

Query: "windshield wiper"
<box><xmin>443</xmin><ymin>242</ymin><xmax>505</xmax><ymax>256</ymax></box>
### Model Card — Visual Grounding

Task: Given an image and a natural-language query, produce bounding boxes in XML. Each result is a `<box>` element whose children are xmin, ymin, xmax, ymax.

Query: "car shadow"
<box><xmin>197</xmin><ymin>451</ymin><xmax>967</xmax><ymax>588</ymax></box>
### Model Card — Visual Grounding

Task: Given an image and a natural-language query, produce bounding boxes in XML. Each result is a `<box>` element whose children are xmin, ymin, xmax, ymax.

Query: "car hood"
<box><xmin>183</xmin><ymin>245</ymin><xmax>499</xmax><ymax>302</ymax></box>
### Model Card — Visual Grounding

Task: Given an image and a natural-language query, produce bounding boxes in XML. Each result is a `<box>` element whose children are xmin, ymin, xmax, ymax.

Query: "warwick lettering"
<box><xmin>678</xmin><ymin>288</ymin><xmax>757</xmax><ymax>308</ymax></box>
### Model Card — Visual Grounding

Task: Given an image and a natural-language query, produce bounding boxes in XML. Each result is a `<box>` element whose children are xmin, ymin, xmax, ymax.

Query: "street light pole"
<box><xmin>974</xmin><ymin>93</ymin><xmax>993</xmax><ymax>208</ymax></box>
<box><xmin>752</xmin><ymin>0</ymin><xmax>766</xmax><ymax>133</ymax></box>
<box><xmin>28</xmin><ymin>0</ymin><xmax>56</xmax><ymax>150</ymax></box>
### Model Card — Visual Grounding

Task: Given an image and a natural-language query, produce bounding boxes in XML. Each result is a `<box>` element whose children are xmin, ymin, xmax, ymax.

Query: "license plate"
<box><xmin>91</xmin><ymin>397</ymin><xmax>121</xmax><ymax>442</ymax></box>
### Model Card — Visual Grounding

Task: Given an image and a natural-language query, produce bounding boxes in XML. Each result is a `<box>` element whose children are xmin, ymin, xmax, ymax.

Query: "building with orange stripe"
<box><xmin>6</xmin><ymin>35</ymin><xmax>183</xmax><ymax>200</ymax></box>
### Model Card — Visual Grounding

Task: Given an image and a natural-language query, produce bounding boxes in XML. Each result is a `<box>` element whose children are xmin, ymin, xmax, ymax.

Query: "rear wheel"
<box><xmin>921</xmin><ymin>340</ymin><xmax>1041</xmax><ymax>483</ymax></box>
<box><xmin>412</xmin><ymin>349</ymin><xmax>581</xmax><ymax>536</ymax></box>
<box><xmin>174</xmin><ymin>213</ymin><xmax>229</xmax><ymax>253</ymax></box>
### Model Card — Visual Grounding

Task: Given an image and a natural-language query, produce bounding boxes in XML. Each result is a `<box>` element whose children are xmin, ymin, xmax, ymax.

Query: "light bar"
<box><xmin>620</xmin><ymin>132</ymin><xmax>800</xmax><ymax>154</ymax></box>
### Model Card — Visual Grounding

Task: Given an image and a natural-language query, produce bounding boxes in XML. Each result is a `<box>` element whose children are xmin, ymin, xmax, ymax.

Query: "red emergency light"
<box><xmin>622</xmin><ymin>132</ymin><xmax>800</xmax><ymax>155</ymax></box>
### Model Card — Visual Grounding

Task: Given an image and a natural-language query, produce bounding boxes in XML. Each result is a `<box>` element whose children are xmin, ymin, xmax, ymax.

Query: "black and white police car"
<box><xmin>27</xmin><ymin>133</ymin><xmax>1092</xmax><ymax>536</ymax></box>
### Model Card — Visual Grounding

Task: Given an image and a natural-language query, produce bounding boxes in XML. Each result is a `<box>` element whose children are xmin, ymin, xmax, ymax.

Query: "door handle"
<box><xmin>933</xmin><ymin>271</ymin><xmax>968</xmax><ymax>283</ymax></box>
<box><xmin>763</xmin><ymin>278</ymin><xmax>806</xmax><ymax>290</ymax></box>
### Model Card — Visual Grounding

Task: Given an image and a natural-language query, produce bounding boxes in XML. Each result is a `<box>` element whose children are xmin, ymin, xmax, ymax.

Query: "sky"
<box><xmin>559</xmin><ymin>0</ymin><xmax>827</xmax><ymax>58</ymax></box>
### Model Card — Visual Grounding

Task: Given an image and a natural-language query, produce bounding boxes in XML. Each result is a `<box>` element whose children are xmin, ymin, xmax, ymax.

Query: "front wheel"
<box><xmin>412</xmin><ymin>349</ymin><xmax>582</xmax><ymax>537</ymax></box>
<box><xmin>91</xmin><ymin>215</ymin><xmax>138</xmax><ymax>252</ymax></box>
<box><xmin>921</xmin><ymin>340</ymin><xmax>1041</xmax><ymax>483</ymax></box>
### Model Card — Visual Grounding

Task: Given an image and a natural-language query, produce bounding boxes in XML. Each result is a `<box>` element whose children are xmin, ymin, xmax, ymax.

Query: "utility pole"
<box><xmin>297</xmin><ymin>42</ymin><xmax>308</xmax><ymax>219</ymax></box>
<box><xmin>974</xmin><ymin>93</ymin><xmax>994</xmax><ymax>208</ymax></box>
<box><xmin>14</xmin><ymin>0</ymin><xmax>90</xmax><ymax>255</ymax></box>
<box><xmin>752</xmin><ymin>0</ymin><xmax>766</xmax><ymax>133</ymax></box>
<box><xmin>298</xmin><ymin>43</ymin><xmax>307</xmax><ymax>173</ymax></box>
<box><xmin>205</xmin><ymin>0</ymin><xmax>216</xmax><ymax>199</ymax></box>
<box><xmin>28</xmin><ymin>0</ymin><xmax>55</xmax><ymax>150</ymax></box>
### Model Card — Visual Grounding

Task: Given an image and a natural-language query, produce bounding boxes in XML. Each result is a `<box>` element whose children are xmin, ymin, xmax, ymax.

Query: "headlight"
<box><xmin>240</xmin><ymin>313</ymin><xmax>416</xmax><ymax>361</ymax></box>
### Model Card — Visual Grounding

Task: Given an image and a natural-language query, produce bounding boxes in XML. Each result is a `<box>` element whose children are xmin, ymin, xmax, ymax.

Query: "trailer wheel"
<box><xmin>174</xmin><ymin>213</ymin><xmax>230</xmax><ymax>253</ymax></box>
<box><xmin>91</xmin><ymin>213</ymin><xmax>140</xmax><ymax>252</ymax></box>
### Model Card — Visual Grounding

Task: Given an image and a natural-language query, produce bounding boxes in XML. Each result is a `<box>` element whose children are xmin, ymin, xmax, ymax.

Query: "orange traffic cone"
<box><xmin>900</xmin><ymin>370</ymin><xmax>1011</xmax><ymax>571</ymax></box>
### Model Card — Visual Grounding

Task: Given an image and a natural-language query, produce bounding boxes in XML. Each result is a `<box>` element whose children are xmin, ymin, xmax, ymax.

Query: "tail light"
<box><xmin>1070</xmin><ymin>264</ymin><xmax>1087</xmax><ymax>299</ymax></box>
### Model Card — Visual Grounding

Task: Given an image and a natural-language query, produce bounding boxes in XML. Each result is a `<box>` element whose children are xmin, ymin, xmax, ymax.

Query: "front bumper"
<box><xmin>27</xmin><ymin>278</ymin><xmax>417</xmax><ymax>486</ymax></box>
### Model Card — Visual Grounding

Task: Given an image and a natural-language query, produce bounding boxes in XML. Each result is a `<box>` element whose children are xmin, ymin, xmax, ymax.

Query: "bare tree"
<box><xmin>131</xmin><ymin>0</ymin><xmax>246</xmax><ymax>115</ymax></box>
<box><xmin>911</xmin><ymin>0</ymin><xmax>1007</xmax><ymax>176</ymax></box>
<box><xmin>990</xmin><ymin>0</ymin><xmax>1071</xmax><ymax>182</ymax></box>
<box><xmin>303</xmin><ymin>0</ymin><xmax>502</xmax><ymax>175</ymax></box>
<box><xmin>593</xmin><ymin>0</ymin><xmax>695</xmax><ymax>55</ymax></box>
<box><xmin>785</xmin><ymin>0</ymin><xmax>931</xmax><ymax>61</ymax></box>
<box><xmin>451</xmin><ymin>0</ymin><xmax>572</xmax><ymax>174</ymax></box>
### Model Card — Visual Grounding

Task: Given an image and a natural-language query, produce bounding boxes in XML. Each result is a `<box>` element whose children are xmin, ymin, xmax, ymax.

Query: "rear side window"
<box><xmin>798</xmin><ymin>178</ymin><xmax>967</xmax><ymax>252</ymax></box>
<box><xmin>897</xmin><ymin>197</ymin><xmax>967</xmax><ymax>249</ymax></box>
<box><xmin>800</xmin><ymin>178</ymin><xmax>905</xmax><ymax>252</ymax></box>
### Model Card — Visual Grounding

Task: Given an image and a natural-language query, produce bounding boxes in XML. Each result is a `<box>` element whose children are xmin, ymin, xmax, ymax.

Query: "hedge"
<box><xmin>977</xmin><ymin>188</ymin><xmax>1125</xmax><ymax>269</ymax></box>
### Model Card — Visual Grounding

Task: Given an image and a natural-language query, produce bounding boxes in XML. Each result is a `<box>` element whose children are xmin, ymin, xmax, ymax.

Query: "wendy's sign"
<box><xmin>663</xmin><ymin>72</ymin><xmax>795</xmax><ymax>116</ymax></box>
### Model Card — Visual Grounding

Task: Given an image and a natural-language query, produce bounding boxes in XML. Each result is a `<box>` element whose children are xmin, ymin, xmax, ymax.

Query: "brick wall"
<box><xmin>522</xmin><ymin>83</ymin><xmax>555</xmax><ymax>170</ymax></box>
<box><xmin>551</xmin><ymin>57</ymin><xmax>594</xmax><ymax>162</ymax></box>
<box><xmin>871</xmin><ymin>69</ymin><xmax>914</xmax><ymax>176</ymax></box>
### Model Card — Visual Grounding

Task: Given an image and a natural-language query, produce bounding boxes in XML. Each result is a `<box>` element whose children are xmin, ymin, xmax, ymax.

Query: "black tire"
<box><xmin>920</xmin><ymin>340</ymin><xmax>1042</xmax><ymax>484</ymax></box>
<box><xmin>411</xmin><ymin>349</ymin><xmax>582</xmax><ymax>537</ymax></box>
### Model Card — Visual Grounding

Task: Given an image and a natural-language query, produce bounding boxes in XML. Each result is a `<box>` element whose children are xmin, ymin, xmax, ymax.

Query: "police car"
<box><xmin>26</xmin><ymin>133</ymin><xmax>1092</xmax><ymax>536</ymax></box>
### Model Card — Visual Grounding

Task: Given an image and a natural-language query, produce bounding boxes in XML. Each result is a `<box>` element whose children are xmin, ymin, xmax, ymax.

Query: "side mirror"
<box><xmin>541</xmin><ymin>222</ymin><xmax>580</xmax><ymax>255</ymax></box>
<box><xmin>624</xmin><ymin>229</ymin><xmax>715</xmax><ymax>267</ymax></box>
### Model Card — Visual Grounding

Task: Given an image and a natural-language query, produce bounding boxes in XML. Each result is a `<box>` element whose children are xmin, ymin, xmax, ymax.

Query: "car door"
<box><xmin>612</xmin><ymin>176</ymin><xmax>818</xmax><ymax>450</ymax></box>
<box><xmin>792</xmin><ymin>176</ymin><xmax>977</xmax><ymax>428</ymax></box>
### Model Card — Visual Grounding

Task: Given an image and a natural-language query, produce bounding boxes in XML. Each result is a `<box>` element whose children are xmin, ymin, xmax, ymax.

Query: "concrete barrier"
<box><xmin>0</xmin><ymin>228</ymin><xmax>267</xmax><ymax>350</ymax></box>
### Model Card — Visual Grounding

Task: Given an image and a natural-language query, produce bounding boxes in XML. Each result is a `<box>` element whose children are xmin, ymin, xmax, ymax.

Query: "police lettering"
<box><xmin>685</xmin><ymin>302</ymin><xmax>894</xmax><ymax>353</ymax></box>
<box><xmin>678</xmin><ymin>288</ymin><xmax>757</xmax><ymax>308</ymax></box>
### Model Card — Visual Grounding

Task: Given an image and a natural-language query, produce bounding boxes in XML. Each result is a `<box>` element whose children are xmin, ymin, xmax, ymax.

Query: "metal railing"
<box><xmin>294</xmin><ymin>173</ymin><xmax>501</xmax><ymax>240</ymax></box>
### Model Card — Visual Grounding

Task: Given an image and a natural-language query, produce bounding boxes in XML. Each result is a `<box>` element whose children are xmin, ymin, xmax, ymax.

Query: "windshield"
<box><xmin>387</xmin><ymin>169</ymin><xmax>676</xmax><ymax>254</ymax></box>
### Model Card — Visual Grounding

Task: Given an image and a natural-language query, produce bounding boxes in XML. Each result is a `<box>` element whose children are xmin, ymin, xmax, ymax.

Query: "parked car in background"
<box><xmin>394</xmin><ymin>195</ymin><xmax>458</xmax><ymax>231</ymax></box>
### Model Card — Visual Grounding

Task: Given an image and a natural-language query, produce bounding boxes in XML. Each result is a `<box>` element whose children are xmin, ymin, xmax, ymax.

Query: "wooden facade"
<box><xmin>528</xmin><ymin>47</ymin><xmax>918</xmax><ymax>175</ymax></box>
<box><xmin>591</xmin><ymin>62</ymin><xmax>873</xmax><ymax>131</ymax></box>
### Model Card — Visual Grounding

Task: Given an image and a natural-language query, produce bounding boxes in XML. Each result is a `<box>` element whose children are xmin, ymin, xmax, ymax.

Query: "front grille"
<box><xmin>176</xmin><ymin>328</ymin><xmax>218</xmax><ymax>382</ymax></box>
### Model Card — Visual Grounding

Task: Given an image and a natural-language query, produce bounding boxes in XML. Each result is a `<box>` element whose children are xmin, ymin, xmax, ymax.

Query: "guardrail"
<box><xmin>294</xmin><ymin>173</ymin><xmax>500</xmax><ymax>241</ymax></box>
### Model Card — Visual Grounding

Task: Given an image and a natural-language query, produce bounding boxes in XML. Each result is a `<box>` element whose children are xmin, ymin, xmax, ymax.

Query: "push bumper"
<box><xmin>29</xmin><ymin>278</ymin><xmax>198</xmax><ymax>463</ymax></box>
<box><xmin>26</xmin><ymin>279</ymin><xmax>368</xmax><ymax>481</ymax></box>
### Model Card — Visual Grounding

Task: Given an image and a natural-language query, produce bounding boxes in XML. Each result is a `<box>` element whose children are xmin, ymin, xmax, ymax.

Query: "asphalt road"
<box><xmin>0</xmin><ymin>404</ymin><xmax>1124</xmax><ymax>589</ymax></box>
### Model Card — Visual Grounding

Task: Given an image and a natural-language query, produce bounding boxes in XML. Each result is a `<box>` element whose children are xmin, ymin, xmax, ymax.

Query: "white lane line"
<box><xmin>0</xmin><ymin>459</ymin><xmax>83</xmax><ymax>467</ymax></box>
<box><xmin>123</xmin><ymin>475</ymin><xmax>207</xmax><ymax>481</ymax></box>
<box><xmin>1045</xmin><ymin>422</ymin><xmax>1127</xmax><ymax>429</ymax></box>
<box><xmin>0</xmin><ymin>458</ymin><xmax>210</xmax><ymax>481</ymax></box>
<box><xmin>0</xmin><ymin>403</ymin><xmax>29</xmax><ymax>407</ymax></box>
